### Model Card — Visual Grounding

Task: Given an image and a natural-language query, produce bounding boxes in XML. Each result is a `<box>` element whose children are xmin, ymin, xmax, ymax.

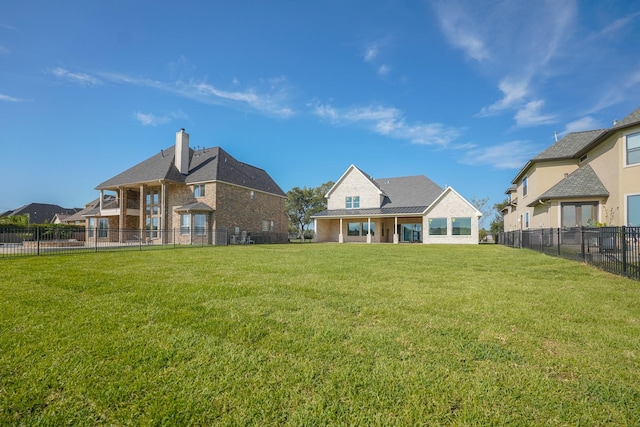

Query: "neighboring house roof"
<box><xmin>612</xmin><ymin>106</ymin><xmax>640</xmax><ymax>129</ymax></box>
<box><xmin>513</xmin><ymin>106</ymin><xmax>640</xmax><ymax>184</ymax></box>
<box><xmin>528</xmin><ymin>164</ymin><xmax>609</xmax><ymax>207</ymax></box>
<box><xmin>314</xmin><ymin>173</ymin><xmax>444</xmax><ymax>218</ymax></box>
<box><xmin>97</xmin><ymin>146</ymin><xmax>285</xmax><ymax>197</ymax></box>
<box><xmin>1</xmin><ymin>203</ymin><xmax>81</xmax><ymax>224</ymax></box>
<box><xmin>533</xmin><ymin>130</ymin><xmax>606</xmax><ymax>161</ymax></box>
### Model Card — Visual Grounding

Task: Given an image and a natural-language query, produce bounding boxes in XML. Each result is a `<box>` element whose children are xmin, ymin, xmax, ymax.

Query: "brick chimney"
<box><xmin>175</xmin><ymin>129</ymin><xmax>190</xmax><ymax>174</ymax></box>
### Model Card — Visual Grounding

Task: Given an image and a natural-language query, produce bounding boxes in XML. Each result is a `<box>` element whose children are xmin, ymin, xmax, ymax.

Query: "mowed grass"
<box><xmin>1</xmin><ymin>244</ymin><xmax>639</xmax><ymax>426</ymax></box>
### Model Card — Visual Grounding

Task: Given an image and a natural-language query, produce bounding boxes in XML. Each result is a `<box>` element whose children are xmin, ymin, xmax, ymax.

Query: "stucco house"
<box><xmin>503</xmin><ymin>106</ymin><xmax>640</xmax><ymax>231</ymax></box>
<box><xmin>86</xmin><ymin>129</ymin><xmax>287</xmax><ymax>244</ymax></box>
<box><xmin>312</xmin><ymin>165</ymin><xmax>481</xmax><ymax>244</ymax></box>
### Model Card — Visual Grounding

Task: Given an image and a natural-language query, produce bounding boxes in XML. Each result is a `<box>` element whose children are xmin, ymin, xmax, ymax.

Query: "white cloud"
<box><xmin>561</xmin><ymin>116</ymin><xmax>601</xmax><ymax>135</ymax></box>
<box><xmin>592</xmin><ymin>11</ymin><xmax>640</xmax><ymax>39</ymax></box>
<box><xmin>364</xmin><ymin>45</ymin><xmax>378</xmax><ymax>62</ymax></box>
<box><xmin>50</xmin><ymin>67</ymin><xmax>102</xmax><ymax>86</ymax></box>
<box><xmin>313</xmin><ymin>103</ymin><xmax>461</xmax><ymax>146</ymax></box>
<box><xmin>134</xmin><ymin>112</ymin><xmax>166</xmax><ymax>126</ymax></box>
<box><xmin>0</xmin><ymin>93</ymin><xmax>24</xmax><ymax>102</ymax></box>
<box><xmin>459</xmin><ymin>140</ymin><xmax>539</xmax><ymax>169</ymax></box>
<box><xmin>477</xmin><ymin>77</ymin><xmax>530</xmax><ymax>116</ymax></box>
<box><xmin>433</xmin><ymin>1</ymin><xmax>578</xmax><ymax>126</ymax></box>
<box><xmin>431</xmin><ymin>1</ymin><xmax>489</xmax><ymax>61</ymax></box>
<box><xmin>514</xmin><ymin>100</ymin><xmax>557</xmax><ymax>127</ymax></box>
<box><xmin>378</xmin><ymin>64</ymin><xmax>390</xmax><ymax>77</ymax></box>
<box><xmin>77</xmin><ymin>69</ymin><xmax>295</xmax><ymax>118</ymax></box>
<box><xmin>134</xmin><ymin>110</ymin><xmax>189</xmax><ymax>126</ymax></box>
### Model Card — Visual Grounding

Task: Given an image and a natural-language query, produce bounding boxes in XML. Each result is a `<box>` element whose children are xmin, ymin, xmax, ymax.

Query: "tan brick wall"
<box><xmin>214</xmin><ymin>182</ymin><xmax>286</xmax><ymax>235</ymax></box>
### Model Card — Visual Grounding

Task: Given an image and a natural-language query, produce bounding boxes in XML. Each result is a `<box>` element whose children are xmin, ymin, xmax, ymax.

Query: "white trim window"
<box><xmin>345</xmin><ymin>196</ymin><xmax>360</xmax><ymax>209</ymax></box>
<box><xmin>194</xmin><ymin>184</ymin><xmax>205</xmax><ymax>198</ymax></box>
<box><xmin>628</xmin><ymin>194</ymin><xmax>640</xmax><ymax>226</ymax></box>
<box><xmin>523</xmin><ymin>177</ymin><xmax>528</xmax><ymax>197</ymax></box>
<box><xmin>626</xmin><ymin>132</ymin><xmax>640</xmax><ymax>166</ymax></box>
<box><xmin>180</xmin><ymin>214</ymin><xmax>191</xmax><ymax>235</ymax></box>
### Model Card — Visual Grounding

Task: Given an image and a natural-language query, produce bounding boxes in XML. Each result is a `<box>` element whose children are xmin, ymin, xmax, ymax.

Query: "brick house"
<box><xmin>312</xmin><ymin>165</ymin><xmax>481</xmax><ymax>244</ymax></box>
<box><xmin>87</xmin><ymin>129</ymin><xmax>287</xmax><ymax>244</ymax></box>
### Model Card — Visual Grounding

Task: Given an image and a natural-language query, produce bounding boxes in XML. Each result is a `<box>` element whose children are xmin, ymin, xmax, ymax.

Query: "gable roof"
<box><xmin>325</xmin><ymin>164</ymin><xmax>384</xmax><ymax>198</ymax></box>
<box><xmin>425</xmin><ymin>186</ymin><xmax>482</xmax><ymax>217</ymax></box>
<box><xmin>313</xmin><ymin>169</ymin><xmax>444</xmax><ymax>218</ymax></box>
<box><xmin>97</xmin><ymin>146</ymin><xmax>285</xmax><ymax>197</ymax></box>
<box><xmin>528</xmin><ymin>164</ymin><xmax>609</xmax><ymax>206</ymax></box>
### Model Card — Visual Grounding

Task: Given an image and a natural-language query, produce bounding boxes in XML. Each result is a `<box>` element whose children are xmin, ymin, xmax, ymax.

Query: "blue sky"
<box><xmin>2</xmin><ymin>1</ymin><xmax>639</xmax><ymax>221</ymax></box>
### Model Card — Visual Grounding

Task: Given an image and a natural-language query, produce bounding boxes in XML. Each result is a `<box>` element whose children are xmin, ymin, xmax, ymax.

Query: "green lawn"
<box><xmin>1</xmin><ymin>244</ymin><xmax>639</xmax><ymax>425</ymax></box>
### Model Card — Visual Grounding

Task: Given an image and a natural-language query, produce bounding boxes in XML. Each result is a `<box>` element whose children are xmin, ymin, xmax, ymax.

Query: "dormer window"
<box><xmin>345</xmin><ymin>196</ymin><xmax>360</xmax><ymax>209</ymax></box>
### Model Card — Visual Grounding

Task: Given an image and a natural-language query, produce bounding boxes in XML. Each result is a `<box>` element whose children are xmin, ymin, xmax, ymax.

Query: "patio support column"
<box><xmin>313</xmin><ymin>219</ymin><xmax>318</xmax><ymax>242</ymax></box>
<box><xmin>139</xmin><ymin>184</ymin><xmax>145</xmax><ymax>231</ymax></box>
<box><xmin>393</xmin><ymin>216</ymin><xmax>399</xmax><ymax>244</ymax></box>
<box><xmin>119</xmin><ymin>187</ymin><xmax>125</xmax><ymax>243</ymax></box>
<box><xmin>367</xmin><ymin>217</ymin><xmax>372</xmax><ymax>244</ymax></box>
<box><xmin>160</xmin><ymin>181</ymin><xmax>166</xmax><ymax>244</ymax></box>
<box><xmin>339</xmin><ymin>218</ymin><xmax>344</xmax><ymax>243</ymax></box>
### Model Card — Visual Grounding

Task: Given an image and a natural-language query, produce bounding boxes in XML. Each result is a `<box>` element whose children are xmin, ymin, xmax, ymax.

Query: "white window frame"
<box><xmin>194</xmin><ymin>184</ymin><xmax>205</xmax><ymax>198</ymax></box>
<box><xmin>627</xmin><ymin>193</ymin><xmax>640</xmax><ymax>226</ymax></box>
<box><xmin>626</xmin><ymin>132</ymin><xmax>640</xmax><ymax>166</ymax></box>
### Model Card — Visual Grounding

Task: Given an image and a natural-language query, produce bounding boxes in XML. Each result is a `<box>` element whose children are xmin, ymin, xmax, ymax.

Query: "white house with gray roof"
<box><xmin>312</xmin><ymin>165</ymin><xmax>481</xmax><ymax>244</ymax></box>
<box><xmin>87</xmin><ymin>129</ymin><xmax>287</xmax><ymax>244</ymax></box>
<box><xmin>503</xmin><ymin>106</ymin><xmax>640</xmax><ymax>230</ymax></box>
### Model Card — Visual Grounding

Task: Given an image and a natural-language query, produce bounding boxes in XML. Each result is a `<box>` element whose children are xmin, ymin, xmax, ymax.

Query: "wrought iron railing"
<box><xmin>498</xmin><ymin>226</ymin><xmax>640</xmax><ymax>281</ymax></box>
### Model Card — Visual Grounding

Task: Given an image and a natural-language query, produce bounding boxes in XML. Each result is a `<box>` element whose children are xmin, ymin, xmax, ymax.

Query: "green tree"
<box><xmin>0</xmin><ymin>214</ymin><xmax>29</xmax><ymax>226</ymax></box>
<box><xmin>286</xmin><ymin>181</ymin><xmax>334</xmax><ymax>242</ymax></box>
<box><xmin>490</xmin><ymin>198</ymin><xmax>510</xmax><ymax>239</ymax></box>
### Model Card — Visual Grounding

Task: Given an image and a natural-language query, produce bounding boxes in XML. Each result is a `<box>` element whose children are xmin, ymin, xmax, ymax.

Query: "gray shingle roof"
<box><xmin>534</xmin><ymin>130</ymin><xmax>606</xmax><ymax>160</ymax></box>
<box><xmin>313</xmin><ymin>174</ymin><xmax>443</xmax><ymax>217</ymax></box>
<box><xmin>174</xmin><ymin>201</ymin><xmax>214</xmax><ymax>212</ymax></box>
<box><xmin>97</xmin><ymin>146</ymin><xmax>285</xmax><ymax>197</ymax></box>
<box><xmin>2</xmin><ymin>203</ymin><xmax>81</xmax><ymax>224</ymax></box>
<box><xmin>529</xmin><ymin>164</ymin><xmax>608</xmax><ymax>206</ymax></box>
<box><xmin>612</xmin><ymin>106</ymin><xmax>640</xmax><ymax>129</ymax></box>
<box><xmin>376</xmin><ymin>175</ymin><xmax>443</xmax><ymax>208</ymax></box>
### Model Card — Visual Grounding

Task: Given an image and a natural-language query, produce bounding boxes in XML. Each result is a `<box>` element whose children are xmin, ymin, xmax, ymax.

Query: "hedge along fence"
<box><xmin>0</xmin><ymin>224</ymin><xmax>86</xmax><ymax>244</ymax></box>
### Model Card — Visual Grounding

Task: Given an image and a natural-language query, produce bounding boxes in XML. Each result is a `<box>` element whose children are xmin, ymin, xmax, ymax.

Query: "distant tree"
<box><xmin>490</xmin><ymin>198</ymin><xmax>510</xmax><ymax>239</ymax></box>
<box><xmin>470</xmin><ymin>196</ymin><xmax>491</xmax><ymax>230</ymax></box>
<box><xmin>0</xmin><ymin>214</ymin><xmax>29</xmax><ymax>226</ymax></box>
<box><xmin>286</xmin><ymin>181</ymin><xmax>334</xmax><ymax>242</ymax></box>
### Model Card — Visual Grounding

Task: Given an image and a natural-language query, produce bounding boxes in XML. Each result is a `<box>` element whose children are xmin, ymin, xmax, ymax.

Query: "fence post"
<box><xmin>580</xmin><ymin>226</ymin><xmax>585</xmax><ymax>260</ymax></box>
<box><xmin>622</xmin><ymin>226</ymin><xmax>627</xmax><ymax>277</ymax></box>
<box><xmin>557</xmin><ymin>228</ymin><xmax>561</xmax><ymax>256</ymax></box>
<box><xmin>37</xmin><ymin>226</ymin><xmax>40</xmax><ymax>256</ymax></box>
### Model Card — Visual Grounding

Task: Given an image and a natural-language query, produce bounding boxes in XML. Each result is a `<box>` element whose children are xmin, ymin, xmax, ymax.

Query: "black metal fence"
<box><xmin>0</xmin><ymin>227</ymin><xmax>287</xmax><ymax>258</ymax></box>
<box><xmin>498</xmin><ymin>226</ymin><xmax>640</xmax><ymax>281</ymax></box>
